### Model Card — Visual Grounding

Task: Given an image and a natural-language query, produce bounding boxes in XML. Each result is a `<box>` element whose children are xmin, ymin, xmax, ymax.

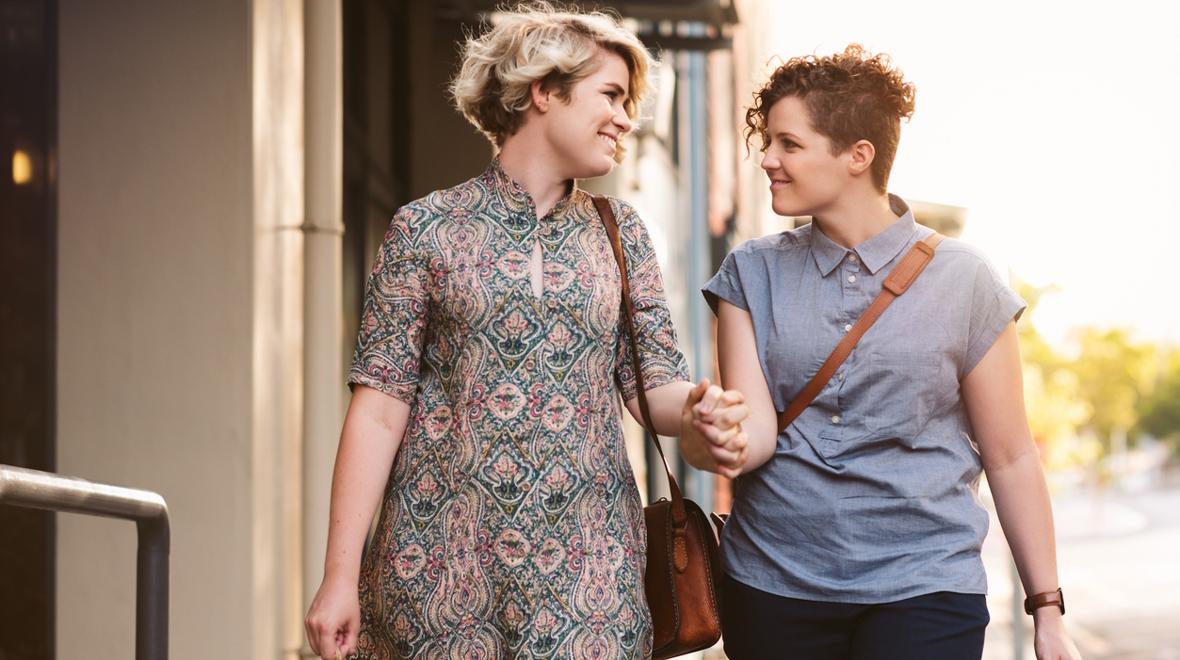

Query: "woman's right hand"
<box><xmin>305</xmin><ymin>577</ymin><xmax>361</xmax><ymax>660</ymax></box>
<box><xmin>680</xmin><ymin>379</ymin><xmax>749</xmax><ymax>477</ymax></box>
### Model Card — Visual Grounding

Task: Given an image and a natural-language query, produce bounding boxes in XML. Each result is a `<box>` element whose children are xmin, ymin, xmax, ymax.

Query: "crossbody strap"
<box><xmin>776</xmin><ymin>231</ymin><xmax>945</xmax><ymax>433</ymax></box>
<box><xmin>591</xmin><ymin>195</ymin><xmax>689</xmax><ymax>527</ymax></box>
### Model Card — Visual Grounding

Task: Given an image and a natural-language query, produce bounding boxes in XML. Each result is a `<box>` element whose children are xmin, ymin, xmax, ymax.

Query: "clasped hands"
<box><xmin>679</xmin><ymin>379</ymin><xmax>750</xmax><ymax>479</ymax></box>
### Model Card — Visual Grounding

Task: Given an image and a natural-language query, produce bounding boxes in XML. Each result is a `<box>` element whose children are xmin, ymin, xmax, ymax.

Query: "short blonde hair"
<box><xmin>450</xmin><ymin>2</ymin><xmax>651</xmax><ymax>160</ymax></box>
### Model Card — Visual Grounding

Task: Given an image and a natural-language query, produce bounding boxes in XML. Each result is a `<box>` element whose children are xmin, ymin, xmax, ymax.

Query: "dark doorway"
<box><xmin>341</xmin><ymin>0</ymin><xmax>411</xmax><ymax>358</ymax></box>
<box><xmin>0</xmin><ymin>0</ymin><xmax>57</xmax><ymax>658</ymax></box>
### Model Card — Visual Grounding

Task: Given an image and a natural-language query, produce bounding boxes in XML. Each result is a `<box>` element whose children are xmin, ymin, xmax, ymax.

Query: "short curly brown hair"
<box><xmin>746</xmin><ymin>44</ymin><xmax>916</xmax><ymax>193</ymax></box>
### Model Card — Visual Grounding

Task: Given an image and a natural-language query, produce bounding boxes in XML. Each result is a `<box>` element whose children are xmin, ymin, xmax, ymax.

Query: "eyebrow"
<box><xmin>773</xmin><ymin>131</ymin><xmax>802</xmax><ymax>142</ymax></box>
<box><xmin>602</xmin><ymin>82</ymin><xmax>627</xmax><ymax>95</ymax></box>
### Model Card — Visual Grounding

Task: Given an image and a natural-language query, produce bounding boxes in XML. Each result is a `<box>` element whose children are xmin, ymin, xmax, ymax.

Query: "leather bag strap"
<box><xmin>776</xmin><ymin>231</ymin><xmax>945</xmax><ymax>433</ymax></box>
<box><xmin>592</xmin><ymin>195</ymin><xmax>688</xmax><ymax>527</ymax></box>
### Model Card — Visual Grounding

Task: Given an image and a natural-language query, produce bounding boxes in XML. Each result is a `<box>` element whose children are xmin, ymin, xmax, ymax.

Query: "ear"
<box><xmin>847</xmin><ymin>139</ymin><xmax>876</xmax><ymax>178</ymax></box>
<box><xmin>530</xmin><ymin>80</ymin><xmax>551</xmax><ymax>113</ymax></box>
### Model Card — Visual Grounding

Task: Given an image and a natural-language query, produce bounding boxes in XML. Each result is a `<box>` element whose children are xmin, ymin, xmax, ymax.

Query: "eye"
<box><xmin>604</xmin><ymin>90</ymin><xmax>620</xmax><ymax>101</ymax></box>
<box><xmin>780</xmin><ymin>138</ymin><xmax>799</xmax><ymax>150</ymax></box>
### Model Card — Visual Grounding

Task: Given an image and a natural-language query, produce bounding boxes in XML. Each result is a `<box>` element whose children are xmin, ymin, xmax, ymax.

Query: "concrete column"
<box><xmin>252</xmin><ymin>0</ymin><xmax>306</xmax><ymax>658</ymax></box>
<box><xmin>300</xmin><ymin>1</ymin><xmax>345</xmax><ymax>657</ymax></box>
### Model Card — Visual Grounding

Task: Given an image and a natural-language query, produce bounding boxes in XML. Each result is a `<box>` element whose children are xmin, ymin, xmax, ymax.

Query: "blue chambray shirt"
<box><xmin>702</xmin><ymin>195</ymin><xmax>1026</xmax><ymax>603</ymax></box>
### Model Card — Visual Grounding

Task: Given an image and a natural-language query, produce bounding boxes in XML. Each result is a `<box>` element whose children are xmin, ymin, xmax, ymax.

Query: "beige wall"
<box><xmin>57</xmin><ymin>1</ymin><xmax>269</xmax><ymax>657</ymax></box>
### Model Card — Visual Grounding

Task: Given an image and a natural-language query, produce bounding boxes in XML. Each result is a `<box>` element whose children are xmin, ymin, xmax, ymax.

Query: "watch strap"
<box><xmin>1023</xmin><ymin>587</ymin><xmax>1065</xmax><ymax>615</ymax></box>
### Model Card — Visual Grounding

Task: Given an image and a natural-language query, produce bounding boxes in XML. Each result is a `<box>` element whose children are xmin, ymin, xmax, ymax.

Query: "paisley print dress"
<box><xmin>348</xmin><ymin>160</ymin><xmax>689</xmax><ymax>659</ymax></box>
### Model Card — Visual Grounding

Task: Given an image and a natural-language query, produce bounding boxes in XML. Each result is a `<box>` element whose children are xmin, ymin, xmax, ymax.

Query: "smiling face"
<box><xmin>761</xmin><ymin>95</ymin><xmax>854</xmax><ymax>217</ymax></box>
<box><xmin>541</xmin><ymin>49</ymin><xmax>633</xmax><ymax>179</ymax></box>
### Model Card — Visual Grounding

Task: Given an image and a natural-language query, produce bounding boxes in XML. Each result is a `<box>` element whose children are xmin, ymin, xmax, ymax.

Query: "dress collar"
<box><xmin>483</xmin><ymin>158</ymin><xmax>580</xmax><ymax>219</ymax></box>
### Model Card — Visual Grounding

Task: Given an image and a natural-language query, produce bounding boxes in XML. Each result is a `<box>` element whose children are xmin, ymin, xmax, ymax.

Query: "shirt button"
<box><xmin>837</xmin><ymin>372</ymin><xmax>845</xmax><ymax>381</ymax></box>
<box><xmin>847</xmin><ymin>275</ymin><xmax>857</xmax><ymax>283</ymax></box>
<box><xmin>831</xmin><ymin>415</ymin><xmax>841</xmax><ymax>424</ymax></box>
<box><xmin>843</xmin><ymin>323</ymin><xmax>853</xmax><ymax>332</ymax></box>
<box><xmin>847</xmin><ymin>254</ymin><xmax>857</xmax><ymax>263</ymax></box>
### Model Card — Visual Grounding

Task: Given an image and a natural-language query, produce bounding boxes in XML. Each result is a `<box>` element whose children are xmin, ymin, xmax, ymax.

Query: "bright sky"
<box><xmin>762</xmin><ymin>0</ymin><xmax>1180</xmax><ymax>347</ymax></box>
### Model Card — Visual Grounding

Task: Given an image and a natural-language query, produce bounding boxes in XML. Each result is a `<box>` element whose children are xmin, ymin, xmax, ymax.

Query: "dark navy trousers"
<box><xmin>720</xmin><ymin>572</ymin><xmax>990</xmax><ymax>660</ymax></box>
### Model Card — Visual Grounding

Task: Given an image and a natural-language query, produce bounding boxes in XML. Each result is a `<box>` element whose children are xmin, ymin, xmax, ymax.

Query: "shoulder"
<box><xmin>930</xmin><ymin>234</ymin><xmax>1005</xmax><ymax>282</ymax></box>
<box><xmin>589</xmin><ymin>193</ymin><xmax>638</xmax><ymax>225</ymax></box>
<box><xmin>728</xmin><ymin>223</ymin><xmax>814</xmax><ymax>264</ymax></box>
<box><xmin>391</xmin><ymin>175</ymin><xmax>490</xmax><ymax>238</ymax></box>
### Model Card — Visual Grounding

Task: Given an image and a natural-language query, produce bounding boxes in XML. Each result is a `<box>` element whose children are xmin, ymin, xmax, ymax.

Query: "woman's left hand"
<box><xmin>1033</xmin><ymin>611</ymin><xmax>1082</xmax><ymax>660</ymax></box>
<box><xmin>679</xmin><ymin>379</ymin><xmax>749</xmax><ymax>477</ymax></box>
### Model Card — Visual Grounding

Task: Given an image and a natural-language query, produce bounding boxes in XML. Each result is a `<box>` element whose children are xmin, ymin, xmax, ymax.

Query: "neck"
<box><xmin>812</xmin><ymin>187</ymin><xmax>899</xmax><ymax>249</ymax></box>
<box><xmin>497</xmin><ymin>136</ymin><xmax>571</xmax><ymax>218</ymax></box>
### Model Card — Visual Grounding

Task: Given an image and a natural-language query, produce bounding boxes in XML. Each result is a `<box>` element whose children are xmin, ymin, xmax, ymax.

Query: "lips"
<box><xmin>598</xmin><ymin>133</ymin><xmax>618</xmax><ymax>151</ymax></box>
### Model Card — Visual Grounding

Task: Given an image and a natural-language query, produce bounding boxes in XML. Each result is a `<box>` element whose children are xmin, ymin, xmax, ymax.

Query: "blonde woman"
<box><xmin>304</xmin><ymin>5</ymin><xmax>749</xmax><ymax>659</ymax></box>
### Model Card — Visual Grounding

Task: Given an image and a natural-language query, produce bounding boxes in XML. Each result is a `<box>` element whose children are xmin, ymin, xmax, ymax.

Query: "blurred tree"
<box><xmin>1013</xmin><ymin>281</ymin><xmax>1089</xmax><ymax>464</ymax></box>
<box><xmin>1137</xmin><ymin>349</ymin><xmax>1180</xmax><ymax>451</ymax></box>
<box><xmin>1070</xmin><ymin>327</ymin><xmax>1160</xmax><ymax>453</ymax></box>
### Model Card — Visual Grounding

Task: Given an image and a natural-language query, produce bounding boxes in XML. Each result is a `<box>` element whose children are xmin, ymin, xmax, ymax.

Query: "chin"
<box><xmin>771</xmin><ymin>200</ymin><xmax>805</xmax><ymax>217</ymax></box>
<box><xmin>579</xmin><ymin>159</ymin><xmax>614</xmax><ymax>180</ymax></box>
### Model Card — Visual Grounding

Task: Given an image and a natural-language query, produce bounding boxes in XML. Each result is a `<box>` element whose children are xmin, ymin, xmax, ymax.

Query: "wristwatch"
<box><xmin>1024</xmin><ymin>587</ymin><xmax>1065</xmax><ymax>615</ymax></box>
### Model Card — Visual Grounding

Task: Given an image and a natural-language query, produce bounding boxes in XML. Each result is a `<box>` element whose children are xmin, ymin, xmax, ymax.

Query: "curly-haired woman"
<box><xmin>683</xmin><ymin>45</ymin><xmax>1080</xmax><ymax>659</ymax></box>
<box><xmin>303</xmin><ymin>4</ymin><xmax>748</xmax><ymax>659</ymax></box>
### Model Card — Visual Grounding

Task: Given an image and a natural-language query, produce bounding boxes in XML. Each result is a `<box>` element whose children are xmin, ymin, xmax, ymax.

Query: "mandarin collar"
<box><xmin>810</xmin><ymin>194</ymin><xmax>919</xmax><ymax>276</ymax></box>
<box><xmin>484</xmin><ymin>157</ymin><xmax>580</xmax><ymax>219</ymax></box>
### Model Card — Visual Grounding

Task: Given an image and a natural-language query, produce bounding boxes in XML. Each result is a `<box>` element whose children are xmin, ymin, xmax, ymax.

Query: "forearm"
<box><xmin>321</xmin><ymin>397</ymin><xmax>407</xmax><ymax>584</ymax></box>
<box><xmin>737</xmin><ymin>425</ymin><xmax>777</xmax><ymax>474</ymax></box>
<box><xmin>987</xmin><ymin>450</ymin><xmax>1061</xmax><ymax>601</ymax></box>
<box><xmin>626</xmin><ymin>380</ymin><xmax>694</xmax><ymax>436</ymax></box>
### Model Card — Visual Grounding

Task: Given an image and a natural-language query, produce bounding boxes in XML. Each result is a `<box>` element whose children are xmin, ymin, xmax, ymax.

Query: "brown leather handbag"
<box><xmin>592</xmin><ymin>196</ymin><xmax>724</xmax><ymax>658</ymax></box>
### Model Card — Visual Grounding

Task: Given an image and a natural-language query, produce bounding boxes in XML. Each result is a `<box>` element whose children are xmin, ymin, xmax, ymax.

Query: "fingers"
<box><xmin>306</xmin><ymin>614</ymin><xmax>349</xmax><ymax>660</ymax></box>
<box><xmin>713</xmin><ymin>443</ymin><xmax>748</xmax><ymax>479</ymax></box>
<box><xmin>692</xmin><ymin>420</ymin><xmax>748</xmax><ymax>462</ymax></box>
<box><xmin>708</xmin><ymin>403</ymin><xmax>750</xmax><ymax>431</ymax></box>
<box><xmin>692</xmin><ymin>383</ymin><xmax>725</xmax><ymax>418</ymax></box>
<box><xmin>683</xmin><ymin>378</ymin><xmax>709</xmax><ymax>411</ymax></box>
<box><xmin>694</xmin><ymin>387</ymin><xmax>746</xmax><ymax>422</ymax></box>
<box><xmin>342</xmin><ymin>624</ymin><xmax>360</xmax><ymax>658</ymax></box>
<box><xmin>690</xmin><ymin>418</ymin><xmax>742</xmax><ymax>447</ymax></box>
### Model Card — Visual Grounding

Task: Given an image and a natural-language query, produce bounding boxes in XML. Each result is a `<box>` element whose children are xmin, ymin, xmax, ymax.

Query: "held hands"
<box><xmin>679</xmin><ymin>379</ymin><xmax>750</xmax><ymax>478</ymax></box>
<box><xmin>305</xmin><ymin>577</ymin><xmax>361</xmax><ymax>660</ymax></box>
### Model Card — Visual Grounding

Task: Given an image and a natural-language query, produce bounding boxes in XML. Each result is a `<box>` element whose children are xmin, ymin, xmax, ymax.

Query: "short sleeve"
<box><xmin>702</xmin><ymin>250</ymin><xmax>748</xmax><ymax>315</ymax></box>
<box><xmin>347</xmin><ymin>207</ymin><xmax>431</xmax><ymax>403</ymax></box>
<box><xmin>961</xmin><ymin>257</ymin><xmax>1027</xmax><ymax>379</ymax></box>
<box><xmin>611</xmin><ymin>200</ymin><xmax>691</xmax><ymax>402</ymax></box>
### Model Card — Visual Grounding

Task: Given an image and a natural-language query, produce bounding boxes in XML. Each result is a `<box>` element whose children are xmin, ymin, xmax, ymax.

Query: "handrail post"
<box><xmin>0</xmin><ymin>464</ymin><xmax>170</xmax><ymax>660</ymax></box>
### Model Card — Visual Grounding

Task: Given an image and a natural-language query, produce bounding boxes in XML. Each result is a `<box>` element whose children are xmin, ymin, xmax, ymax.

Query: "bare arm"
<box><xmin>682</xmin><ymin>300</ymin><xmax>778</xmax><ymax>475</ymax></box>
<box><xmin>963</xmin><ymin>322</ymin><xmax>1080</xmax><ymax>659</ymax></box>
<box><xmin>305</xmin><ymin>385</ymin><xmax>410</xmax><ymax>659</ymax></box>
<box><xmin>321</xmin><ymin>386</ymin><xmax>408</xmax><ymax>582</ymax></box>
<box><xmin>624</xmin><ymin>380</ymin><xmax>693</xmax><ymax>437</ymax></box>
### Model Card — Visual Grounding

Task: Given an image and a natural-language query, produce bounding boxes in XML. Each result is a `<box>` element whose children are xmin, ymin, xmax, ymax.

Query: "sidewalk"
<box><xmin>983</xmin><ymin>488</ymin><xmax>1180</xmax><ymax>659</ymax></box>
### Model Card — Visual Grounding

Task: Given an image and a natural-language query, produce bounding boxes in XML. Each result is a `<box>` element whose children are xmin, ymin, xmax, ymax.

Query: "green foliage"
<box><xmin>1070</xmin><ymin>327</ymin><xmax>1160</xmax><ymax>449</ymax></box>
<box><xmin>1137</xmin><ymin>350</ymin><xmax>1180</xmax><ymax>447</ymax></box>
<box><xmin>1012</xmin><ymin>279</ymin><xmax>1174</xmax><ymax>461</ymax></box>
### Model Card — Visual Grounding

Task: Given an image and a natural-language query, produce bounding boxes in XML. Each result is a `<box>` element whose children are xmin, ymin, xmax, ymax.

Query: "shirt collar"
<box><xmin>810</xmin><ymin>194</ymin><xmax>919</xmax><ymax>276</ymax></box>
<box><xmin>484</xmin><ymin>157</ymin><xmax>580</xmax><ymax>219</ymax></box>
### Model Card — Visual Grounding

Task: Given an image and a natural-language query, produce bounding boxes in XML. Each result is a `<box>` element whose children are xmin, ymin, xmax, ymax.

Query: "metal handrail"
<box><xmin>0</xmin><ymin>464</ymin><xmax>170</xmax><ymax>660</ymax></box>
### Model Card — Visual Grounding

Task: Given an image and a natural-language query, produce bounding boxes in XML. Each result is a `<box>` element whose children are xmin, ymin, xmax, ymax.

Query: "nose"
<box><xmin>761</xmin><ymin>151</ymin><xmax>778</xmax><ymax>171</ymax></box>
<box><xmin>613</xmin><ymin>107</ymin><xmax>632</xmax><ymax>134</ymax></box>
